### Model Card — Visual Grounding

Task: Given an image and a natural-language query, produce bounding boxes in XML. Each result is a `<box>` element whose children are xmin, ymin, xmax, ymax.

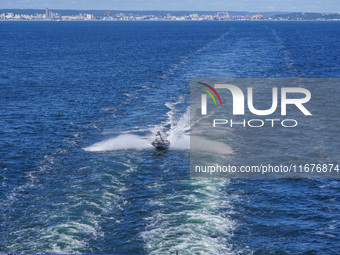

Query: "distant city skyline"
<box><xmin>1</xmin><ymin>0</ymin><xmax>339</xmax><ymax>13</ymax></box>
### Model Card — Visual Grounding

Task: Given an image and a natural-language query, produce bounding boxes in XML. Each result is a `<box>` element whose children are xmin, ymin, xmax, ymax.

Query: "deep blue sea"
<box><xmin>0</xmin><ymin>21</ymin><xmax>340</xmax><ymax>254</ymax></box>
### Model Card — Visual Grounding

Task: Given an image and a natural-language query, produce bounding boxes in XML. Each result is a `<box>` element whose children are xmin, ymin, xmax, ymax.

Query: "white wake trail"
<box><xmin>83</xmin><ymin>134</ymin><xmax>152</xmax><ymax>152</ymax></box>
<box><xmin>84</xmin><ymin>101</ymin><xmax>232</xmax><ymax>155</ymax></box>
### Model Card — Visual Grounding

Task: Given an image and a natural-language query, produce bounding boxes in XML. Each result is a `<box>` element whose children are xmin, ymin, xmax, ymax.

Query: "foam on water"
<box><xmin>141</xmin><ymin>179</ymin><xmax>237</xmax><ymax>254</ymax></box>
<box><xmin>163</xmin><ymin>103</ymin><xmax>191</xmax><ymax>150</ymax></box>
<box><xmin>38</xmin><ymin>161</ymin><xmax>133</xmax><ymax>253</ymax></box>
<box><xmin>83</xmin><ymin>95</ymin><xmax>233</xmax><ymax>155</ymax></box>
<box><xmin>42</xmin><ymin>221</ymin><xmax>100</xmax><ymax>254</ymax></box>
<box><xmin>82</xmin><ymin>95</ymin><xmax>236</xmax><ymax>253</ymax></box>
<box><xmin>191</xmin><ymin>136</ymin><xmax>233</xmax><ymax>155</ymax></box>
<box><xmin>0</xmin><ymin>147</ymin><xmax>133</xmax><ymax>253</ymax></box>
<box><xmin>79</xmin><ymin>31</ymin><xmax>241</xmax><ymax>253</ymax></box>
<box><xmin>84</xmin><ymin>100</ymin><xmax>192</xmax><ymax>151</ymax></box>
<box><xmin>83</xmin><ymin>134</ymin><xmax>152</xmax><ymax>151</ymax></box>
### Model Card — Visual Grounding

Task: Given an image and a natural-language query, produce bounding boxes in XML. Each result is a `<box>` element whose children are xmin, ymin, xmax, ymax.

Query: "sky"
<box><xmin>0</xmin><ymin>0</ymin><xmax>339</xmax><ymax>12</ymax></box>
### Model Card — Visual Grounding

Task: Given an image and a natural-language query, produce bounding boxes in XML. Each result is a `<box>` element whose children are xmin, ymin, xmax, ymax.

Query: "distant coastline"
<box><xmin>1</xmin><ymin>9</ymin><xmax>340</xmax><ymax>21</ymax></box>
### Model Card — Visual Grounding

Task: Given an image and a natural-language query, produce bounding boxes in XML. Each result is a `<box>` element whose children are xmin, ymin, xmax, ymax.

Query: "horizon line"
<box><xmin>0</xmin><ymin>8</ymin><xmax>337</xmax><ymax>13</ymax></box>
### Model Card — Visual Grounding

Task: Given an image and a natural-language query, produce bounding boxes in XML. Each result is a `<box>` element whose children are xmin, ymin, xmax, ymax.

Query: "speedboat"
<box><xmin>152</xmin><ymin>131</ymin><xmax>170</xmax><ymax>149</ymax></box>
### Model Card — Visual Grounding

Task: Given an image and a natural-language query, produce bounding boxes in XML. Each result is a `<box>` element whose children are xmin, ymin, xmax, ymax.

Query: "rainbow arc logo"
<box><xmin>199</xmin><ymin>82</ymin><xmax>223</xmax><ymax>106</ymax></box>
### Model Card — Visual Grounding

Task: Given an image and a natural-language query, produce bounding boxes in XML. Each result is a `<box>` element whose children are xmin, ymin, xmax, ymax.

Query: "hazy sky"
<box><xmin>1</xmin><ymin>0</ymin><xmax>339</xmax><ymax>12</ymax></box>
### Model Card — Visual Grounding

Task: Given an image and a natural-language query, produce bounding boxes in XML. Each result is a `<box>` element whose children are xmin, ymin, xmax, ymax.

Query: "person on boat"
<box><xmin>156</xmin><ymin>131</ymin><xmax>163</xmax><ymax>142</ymax></box>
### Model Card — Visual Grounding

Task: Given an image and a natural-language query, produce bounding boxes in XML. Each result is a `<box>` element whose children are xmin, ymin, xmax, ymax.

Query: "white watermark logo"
<box><xmin>200</xmin><ymin>83</ymin><xmax>312</xmax><ymax>128</ymax></box>
<box><xmin>201</xmin><ymin>84</ymin><xmax>312</xmax><ymax>116</ymax></box>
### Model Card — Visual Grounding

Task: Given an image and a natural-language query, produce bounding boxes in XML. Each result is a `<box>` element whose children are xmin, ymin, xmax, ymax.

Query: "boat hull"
<box><xmin>152</xmin><ymin>141</ymin><xmax>170</xmax><ymax>149</ymax></box>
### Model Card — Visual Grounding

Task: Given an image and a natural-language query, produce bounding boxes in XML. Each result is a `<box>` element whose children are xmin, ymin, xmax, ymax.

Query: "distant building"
<box><xmin>45</xmin><ymin>8</ymin><xmax>52</xmax><ymax>19</ymax></box>
<box><xmin>6</xmin><ymin>13</ymin><xmax>14</xmax><ymax>19</ymax></box>
<box><xmin>248</xmin><ymin>13</ymin><xmax>264</xmax><ymax>20</ymax></box>
<box><xmin>86</xmin><ymin>14</ymin><xmax>94</xmax><ymax>20</ymax></box>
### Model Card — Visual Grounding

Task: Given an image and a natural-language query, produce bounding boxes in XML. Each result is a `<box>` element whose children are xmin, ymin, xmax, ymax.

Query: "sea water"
<box><xmin>1</xmin><ymin>21</ymin><xmax>339</xmax><ymax>254</ymax></box>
